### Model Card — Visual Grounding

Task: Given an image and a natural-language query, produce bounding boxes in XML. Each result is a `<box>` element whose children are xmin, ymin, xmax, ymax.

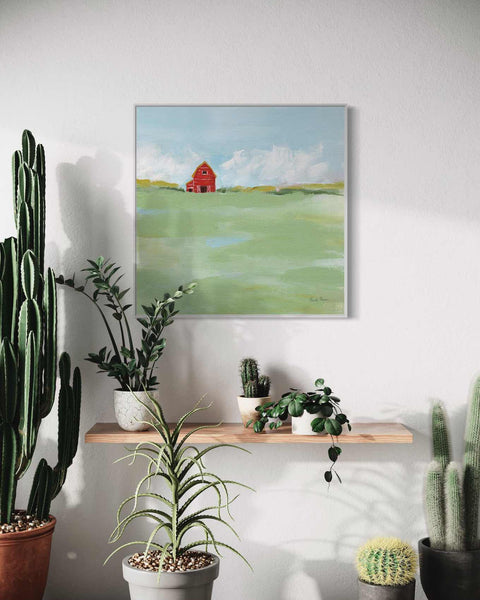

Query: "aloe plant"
<box><xmin>106</xmin><ymin>393</ymin><xmax>252</xmax><ymax>571</ymax></box>
<box><xmin>0</xmin><ymin>130</ymin><xmax>81</xmax><ymax>524</ymax></box>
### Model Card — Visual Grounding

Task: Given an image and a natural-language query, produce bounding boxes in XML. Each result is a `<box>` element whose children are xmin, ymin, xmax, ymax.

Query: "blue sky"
<box><xmin>136</xmin><ymin>106</ymin><xmax>345</xmax><ymax>187</ymax></box>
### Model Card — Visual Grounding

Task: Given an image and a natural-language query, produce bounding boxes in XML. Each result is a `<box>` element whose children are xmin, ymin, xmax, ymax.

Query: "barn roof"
<box><xmin>191</xmin><ymin>161</ymin><xmax>216</xmax><ymax>177</ymax></box>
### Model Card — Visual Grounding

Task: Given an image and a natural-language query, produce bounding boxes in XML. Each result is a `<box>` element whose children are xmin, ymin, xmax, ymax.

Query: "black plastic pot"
<box><xmin>358</xmin><ymin>579</ymin><xmax>415</xmax><ymax>600</ymax></box>
<box><xmin>418</xmin><ymin>537</ymin><xmax>480</xmax><ymax>600</ymax></box>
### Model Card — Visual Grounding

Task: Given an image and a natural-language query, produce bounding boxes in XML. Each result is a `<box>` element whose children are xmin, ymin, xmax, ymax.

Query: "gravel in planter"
<box><xmin>0</xmin><ymin>511</ymin><xmax>50</xmax><ymax>534</ymax></box>
<box><xmin>128</xmin><ymin>550</ymin><xmax>215</xmax><ymax>572</ymax></box>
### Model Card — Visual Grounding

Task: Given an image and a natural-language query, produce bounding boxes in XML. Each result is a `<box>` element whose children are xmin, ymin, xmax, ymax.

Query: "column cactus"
<box><xmin>240</xmin><ymin>358</ymin><xmax>271</xmax><ymax>398</ymax></box>
<box><xmin>0</xmin><ymin>130</ymin><xmax>81</xmax><ymax>524</ymax></box>
<box><xmin>424</xmin><ymin>384</ymin><xmax>480</xmax><ymax>551</ymax></box>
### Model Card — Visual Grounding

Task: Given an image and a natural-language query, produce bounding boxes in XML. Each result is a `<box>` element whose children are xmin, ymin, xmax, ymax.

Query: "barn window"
<box><xmin>202</xmin><ymin>170</ymin><xmax>207</xmax><ymax>174</ymax></box>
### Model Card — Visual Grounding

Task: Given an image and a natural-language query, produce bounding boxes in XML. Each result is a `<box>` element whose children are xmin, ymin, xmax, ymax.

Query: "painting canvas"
<box><xmin>135</xmin><ymin>105</ymin><xmax>347</xmax><ymax>315</ymax></box>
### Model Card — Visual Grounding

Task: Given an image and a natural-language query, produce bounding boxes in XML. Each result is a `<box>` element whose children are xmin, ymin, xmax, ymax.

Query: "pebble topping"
<box><xmin>128</xmin><ymin>550</ymin><xmax>214</xmax><ymax>572</ymax></box>
<box><xmin>1</xmin><ymin>511</ymin><xmax>49</xmax><ymax>534</ymax></box>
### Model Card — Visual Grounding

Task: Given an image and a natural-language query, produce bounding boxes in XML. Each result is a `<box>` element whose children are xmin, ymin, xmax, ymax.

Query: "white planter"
<box><xmin>122</xmin><ymin>554</ymin><xmax>219</xmax><ymax>600</ymax></box>
<box><xmin>291</xmin><ymin>411</ymin><xmax>328</xmax><ymax>435</ymax></box>
<box><xmin>236</xmin><ymin>396</ymin><xmax>271</xmax><ymax>428</ymax></box>
<box><xmin>114</xmin><ymin>390</ymin><xmax>158</xmax><ymax>432</ymax></box>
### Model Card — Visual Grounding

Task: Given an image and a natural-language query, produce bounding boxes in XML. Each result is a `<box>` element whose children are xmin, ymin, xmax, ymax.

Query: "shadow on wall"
<box><xmin>39</xmin><ymin>151</ymin><xmax>135</xmax><ymax>600</ymax></box>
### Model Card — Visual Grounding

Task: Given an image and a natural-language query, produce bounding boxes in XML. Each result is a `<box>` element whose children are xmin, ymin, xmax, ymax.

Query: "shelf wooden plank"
<box><xmin>85</xmin><ymin>422</ymin><xmax>412</xmax><ymax>444</ymax></box>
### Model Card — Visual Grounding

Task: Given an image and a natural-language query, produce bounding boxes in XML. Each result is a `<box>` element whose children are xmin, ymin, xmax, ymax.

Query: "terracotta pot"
<box><xmin>0</xmin><ymin>515</ymin><xmax>55</xmax><ymax>600</ymax></box>
<box><xmin>418</xmin><ymin>537</ymin><xmax>480</xmax><ymax>600</ymax></box>
<box><xmin>122</xmin><ymin>553</ymin><xmax>219</xmax><ymax>600</ymax></box>
<box><xmin>236</xmin><ymin>395</ymin><xmax>270</xmax><ymax>428</ymax></box>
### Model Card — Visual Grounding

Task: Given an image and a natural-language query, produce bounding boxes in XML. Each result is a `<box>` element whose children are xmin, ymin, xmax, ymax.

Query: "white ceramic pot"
<box><xmin>291</xmin><ymin>411</ymin><xmax>328</xmax><ymax>435</ymax></box>
<box><xmin>122</xmin><ymin>554</ymin><xmax>219</xmax><ymax>600</ymax></box>
<box><xmin>236</xmin><ymin>396</ymin><xmax>271</xmax><ymax>428</ymax></box>
<box><xmin>114</xmin><ymin>390</ymin><xmax>158</xmax><ymax>432</ymax></box>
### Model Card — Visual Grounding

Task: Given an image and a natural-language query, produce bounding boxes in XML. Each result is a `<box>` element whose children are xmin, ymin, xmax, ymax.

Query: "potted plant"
<box><xmin>419</xmin><ymin>385</ymin><xmax>480</xmax><ymax>600</ymax></box>
<box><xmin>356</xmin><ymin>537</ymin><xmax>417</xmax><ymax>599</ymax></box>
<box><xmin>248</xmin><ymin>378</ymin><xmax>351</xmax><ymax>482</ymax></box>
<box><xmin>0</xmin><ymin>130</ymin><xmax>81</xmax><ymax>600</ymax></box>
<box><xmin>58</xmin><ymin>261</ymin><xmax>196</xmax><ymax>431</ymax></box>
<box><xmin>237</xmin><ymin>357</ymin><xmax>271</xmax><ymax>427</ymax></box>
<box><xmin>105</xmin><ymin>393</ymin><xmax>252</xmax><ymax>600</ymax></box>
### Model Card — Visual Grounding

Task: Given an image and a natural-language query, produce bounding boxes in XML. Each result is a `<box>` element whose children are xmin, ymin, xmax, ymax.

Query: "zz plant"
<box><xmin>106</xmin><ymin>393</ymin><xmax>252</xmax><ymax>570</ymax></box>
<box><xmin>58</xmin><ymin>259</ymin><xmax>196</xmax><ymax>390</ymax></box>
<box><xmin>0</xmin><ymin>130</ymin><xmax>81</xmax><ymax>524</ymax></box>
<box><xmin>248</xmin><ymin>378</ymin><xmax>351</xmax><ymax>483</ymax></box>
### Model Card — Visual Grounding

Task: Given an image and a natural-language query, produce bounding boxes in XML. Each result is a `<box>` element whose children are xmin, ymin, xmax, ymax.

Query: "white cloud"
<box><xmin>136</xmin><ymin>144</ymin><xmax>201</xmax><ymax>183</ymax></box>
<box><xmin>219</xmin><ymin>144</ymin><xmax>329</xmax><ymax>187</ymax></box>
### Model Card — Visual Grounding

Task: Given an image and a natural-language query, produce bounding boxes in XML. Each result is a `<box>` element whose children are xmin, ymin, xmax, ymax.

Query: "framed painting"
<box><xmin>135</xmin><ymin>105</ymin><xmax>347</xmax><ymax>316</ymax></box>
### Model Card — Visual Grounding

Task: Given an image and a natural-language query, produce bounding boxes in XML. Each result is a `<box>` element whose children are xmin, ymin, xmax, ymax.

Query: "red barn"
<box><xmin>186</xmin><ymin>161</ymin><xmax>216</xmax><ymax>193</ymax></box>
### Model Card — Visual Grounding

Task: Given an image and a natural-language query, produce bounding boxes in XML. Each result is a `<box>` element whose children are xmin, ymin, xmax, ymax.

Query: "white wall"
<box><xmin>1</xmin><ymin>1</ymin><xmax>480</xmax><ymax>598</ymax></box>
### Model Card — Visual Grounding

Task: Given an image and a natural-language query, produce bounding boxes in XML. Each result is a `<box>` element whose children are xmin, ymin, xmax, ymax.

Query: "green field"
<box><xmin>136</xmin><ymin>186</ymin><xmax>345</xmax><ymax>315</ymax></box>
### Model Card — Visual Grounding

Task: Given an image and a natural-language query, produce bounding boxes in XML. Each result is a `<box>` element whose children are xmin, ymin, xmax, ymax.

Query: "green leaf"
<box><xmin>325</xmin><ymin>418</ymin><xmax>342</xmax><ymax>436</ymax></box>
<box><xmin>335</xmin><ymin>413</ymin><xmax>348</xmax><ymax>424</ymax></box>
<box><xmin>314</xmin><ymin>378</ymin><xmax>324</xmax><ymax>387</ymax></box>
<box><xmin>324</xmin><ymin>471</ymin><xmax>333</xmax><ymax>483</ymax></box>
<box><xmin>311</xmin><ymin>417</ymin><xmax>325</xmax><ymax>433</ymax></box>
<box><xmin>288</xmin><ymin>398</ymin><xmax>304</xmax><ymax>417</ymax></box>
<box><xmin>328</xmin><ymin>447</ymin><xmax>338</xmax><ymax>462</ymax></box>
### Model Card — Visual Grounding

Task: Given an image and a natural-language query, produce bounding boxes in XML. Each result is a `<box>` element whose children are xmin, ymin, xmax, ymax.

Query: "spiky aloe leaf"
<box><xmin>0</xmin><ymin>422</ymin><xmax>17</xmax><ymax>523</ymax></box>
<box><xmin>22</xmin><ymin>130</ymin><xmax>36</xmax><ymax>169</ymax></box>
<box><xmin>40</xmin><ymin>268</ymin><xmax>56</xmax><ymax>418</ymax></box>
<box><xmin>0</xmin><ymin>338</ymin><xmax>18</xmax><ymax>424</ymax></box>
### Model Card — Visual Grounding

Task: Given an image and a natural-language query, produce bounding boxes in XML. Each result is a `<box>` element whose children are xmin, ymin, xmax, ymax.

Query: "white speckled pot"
<box><xmin>236</xmin><ymin>396</ymin><xmax>271</xmax><ymax>428</ymax></box>
<box><xmin>114</xmin><ymin>390</ymin><xmax>158</xmax><ymax>431</ymax></box>
<box><xmin>291</xmin><ymin>411</ymin><xmax>328</xmax><ymax>435</ymax></box>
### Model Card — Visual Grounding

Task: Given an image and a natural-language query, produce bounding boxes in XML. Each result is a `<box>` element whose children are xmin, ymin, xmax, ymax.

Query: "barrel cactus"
<box><xmin>356</xmin><ymin>537</ymin><xmax>417</xmax><ymax>587</ymax></box>
<box><xmin>0</xmin><ymin>130</ymin><xmax>81</xmax><ymax>524</ymax></box>
<box><xmin>425</xmin><ymin>385</ymin><xmax>480</xmax><ymax>551</ymax></box>
<box><xmin>240</xmin><ymin>358</ymin><xmax>270</xmax><ymax>398</ymax></box>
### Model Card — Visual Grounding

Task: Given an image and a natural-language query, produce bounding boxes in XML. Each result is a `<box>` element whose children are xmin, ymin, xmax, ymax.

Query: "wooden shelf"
<box><xmin>85</xmin><ymin>422</ymin><xmax>412</xmax><ymax>445</ymax></box>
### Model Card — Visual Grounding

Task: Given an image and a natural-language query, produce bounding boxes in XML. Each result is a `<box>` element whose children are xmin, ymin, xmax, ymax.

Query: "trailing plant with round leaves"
<box><xmin>356</xmin><ymin>537</ymin><xmax>417</xmax><ymax>587</ymax></box>
<box><xmin>57</xmin><ymin>258</ymin><xmax>196</xmax><ymax>390</ymax></box>
<box><xmin>247</xmin><ymin>378</ymin><xmax>351</xmax><ymax>483</ymax></box>
<box><xmin>105</xmin><ymin>392</ymin><xmax>253</xmax><ymax>572</ymax></box>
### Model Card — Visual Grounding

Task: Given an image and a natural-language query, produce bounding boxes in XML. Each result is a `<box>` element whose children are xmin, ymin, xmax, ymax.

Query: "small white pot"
<box><xmin>114</xmin><ymin>390</ymin><xmax>158</xmax><ymax>432</ymax></box>
<box><xmin>236</xmin><ymin>396</ymin><xmax>271</xmax><ymax>428</ymax></box>
<box><xmin>291</xmin><ymin>411</ymin><xmax>327</xmax><ymax>435</ymax></box>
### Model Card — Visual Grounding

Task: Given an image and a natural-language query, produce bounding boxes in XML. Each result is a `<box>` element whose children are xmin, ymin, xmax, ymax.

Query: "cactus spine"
<box><xmin>0</xmin><ymin>130</ymin><xmax>81</xmax><ymax>524</ymax></box>
<box><xmin>445</xmin><ymin>462</ymin><xmax>466</xmax><ymax>551</ymax></box>
<box><xmin>356</xmin><ymin>537</ymin><xmax>417</xmax><ymax>587</ymax></box>
<box><xmin>240</xmin><ymin>358</ymin><xmax>271</xmax><ymax>398</ymax></box>
<box><xmin>464</xmin><ymin>378</ymin><xmax>480</xmax><ymax>549</ymax></box>
<box><xmin>425</xmin><ymin>460</ymin><xmax>445</xmax><ymax>550</ymax></box>
<box><xmin>425</xmin><ymin>389</ymin><xmax>480</xmax><ymax>551</ymax></box>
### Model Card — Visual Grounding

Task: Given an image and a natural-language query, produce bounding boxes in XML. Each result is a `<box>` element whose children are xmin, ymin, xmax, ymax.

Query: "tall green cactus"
<box><xmin>425</xmin><ymin>389</ymin><xmax>480</xmax><ymax>551</ymax></box>
<box><xmin>0</xmin><ymin>130</ymin><xmax>81</xmax><ymax>524</ymax></box>
<box><xmin>240</xmin><ymin>358</ymin><xmax>271</xmax><ymax>398</ymax></box>
<box><xmin>464</xmin><ymin>377</ymin><xmax>480</xmax><ymax>549</ymax></box>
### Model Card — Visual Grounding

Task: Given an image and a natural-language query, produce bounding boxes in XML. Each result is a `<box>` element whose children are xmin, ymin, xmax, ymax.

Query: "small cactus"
<box><xmin>240</xmin><ymin>357</ymin><xmax>270</xmax><ymax>398</ymax></box>
<box><xmin>425</xmin><ymin>461</ymin><xmax>445</xmax><ymax>550</ymax></box>
<box><xmin>464</xmin><ymin>378</ymin><xmax>480</xmax><ymax>550</ymax></box>
<box><xmin>432</xmin><ymin>403</ymin><xmax>451</xmax><ymax>469</ymax></box>
<box><xmin>356</xmin><ymin>537</ymin><xmax>417</xmax><ymax>587</ymax></box>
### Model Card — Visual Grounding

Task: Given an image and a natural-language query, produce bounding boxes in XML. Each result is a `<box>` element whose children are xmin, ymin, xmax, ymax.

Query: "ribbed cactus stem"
<box><xmin>258</xmin><ymin>375</ymin><xmax>271</xmax><ymax>397</ymax></box>
<box><xmin>432</xmin><ymin>402</ymin><xmax>451</xmax><ymax>470</ymax></box>
<box><xmin>445</xmin><ymin>462</ymin><xmax>466</xmax><ymax>551</ymax></box>
<box><xmin>356</xmin><ymin>537</ymin><xmax>417</xmax><ymax>587</ymax></box>
<box><xmin>425</xmin><ymin>460</ymin><xmax>445</xmax><ymax>550</ymax></box>
<box><xmin>464</xmin><ymin>377</ymin><xmax>480</xmax><ymax>550</ymax></box>
<box><xmin>240</xmin><ymin>358</ymin><xmax>259</xmax><ymax>392</ymax></box>
<box><xmin>244</xmin><ymin>380</ymin><xmax>259</xmax><ymax>398</ymax></box>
